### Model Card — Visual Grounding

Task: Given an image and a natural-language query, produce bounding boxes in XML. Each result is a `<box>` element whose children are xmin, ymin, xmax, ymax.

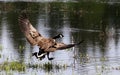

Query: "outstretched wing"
<box><xmin>18</xmin><ymin>12</ymin><xmax>42</xmax><ymax>46</ymax></box>
<box><xmin>56</xmin><ymin>40</ymin><xmax>84</xmax><ymax>50</ymax></box>
<box><xmin>45</xmin><ymin>40</ymin><xmax>84</xmax><ymax>52</ymax></box>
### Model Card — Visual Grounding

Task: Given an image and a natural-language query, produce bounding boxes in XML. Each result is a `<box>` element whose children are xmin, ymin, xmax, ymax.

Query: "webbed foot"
<box><xmin>48</xmin><ymin>57</ymin><xmax>54</xmax><ymax>60</ymax></box>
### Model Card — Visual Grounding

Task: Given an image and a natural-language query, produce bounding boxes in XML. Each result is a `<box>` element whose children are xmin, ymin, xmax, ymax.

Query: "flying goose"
<box><xmin>18</xmin><ymin>11</ymin><xmax>84</xmax><ymax>60</ymax></box>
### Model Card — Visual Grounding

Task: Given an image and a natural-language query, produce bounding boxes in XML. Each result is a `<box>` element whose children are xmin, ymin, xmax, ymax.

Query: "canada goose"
<box><xmin>32</xmin><ymin>40</ymin><xmax>84</xmax><ymax>60</ymax></box>
<box><xmin>18</xmin><ymin>11</ymin><xmax>84</xmax><ymax>60</ymax></box>
<box><xmin>32</xmin><ymin>34</ymin><xmax>64</xmax><ymax>60</ymax></box>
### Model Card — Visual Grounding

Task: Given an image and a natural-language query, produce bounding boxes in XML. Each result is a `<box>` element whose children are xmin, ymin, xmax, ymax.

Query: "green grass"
<box><xmin>0</xmin><ymin>61</ymin><xmax>26</xmax><ymax>72</ymax></box>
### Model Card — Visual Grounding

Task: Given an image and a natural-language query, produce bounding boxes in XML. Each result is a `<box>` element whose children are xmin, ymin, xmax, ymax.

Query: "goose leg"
<box><xmin>38</xmin><ymin>49</ymin><xmax>46</xmax><ymax>60</ymax></box>
<box><xmin>47</xmin><ymin>52</ymin><xmax>54</xmax><ymax>60</ymax></box>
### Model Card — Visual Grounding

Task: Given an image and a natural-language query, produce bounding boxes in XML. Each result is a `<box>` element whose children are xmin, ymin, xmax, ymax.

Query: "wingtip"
<box><xmin>77</xmin><ymin>40</ymin><xmax>84</xmax><ymax>45</ymax></box>
<box><xmin>19</xmin><ymin>10</ymin><xmax>29</xmax><ymax>20</ymax></box>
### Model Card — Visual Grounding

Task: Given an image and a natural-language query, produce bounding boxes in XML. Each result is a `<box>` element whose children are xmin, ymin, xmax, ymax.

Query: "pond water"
<box><xmin>0</xmin><ymin>1</ymin><xmax>120</xmax><ymax>75</ymax></box>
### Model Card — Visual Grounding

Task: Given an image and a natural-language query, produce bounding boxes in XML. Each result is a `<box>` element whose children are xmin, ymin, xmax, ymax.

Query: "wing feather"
<box><xmin>44</xmin><ymin>43</ymin><xmax>75</xmax><ymax>52</ymax></box>
<box><xmin>55</xmin><ymin>43</ymin><xmax>75</xmax><ymax>50</ymax></box>
<box><xmin>45</xmin><ymin>40</ymin><xmax>84</xmax><ymax>52</ymax></box>
<box><xmin>18</xmin><ymin>12</ymin><xmax>42</xmax><ymax>46</ymax></box>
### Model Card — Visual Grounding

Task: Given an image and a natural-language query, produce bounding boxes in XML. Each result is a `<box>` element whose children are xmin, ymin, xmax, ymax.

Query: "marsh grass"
<box><xmin>0</xmin><ymin>44</ymin><xmax>3</xmax><ymax>51</ymax></box>
<box><xmin>0</xmin><ymin>60</ymin><xmax>69</xmax><ymax>73</ymax></box>
<box><xmin>28</xmin><ymin>62</ymin><xmax>68</xmax><ymax>72</ymax></box>
<box><xmin>43</xmin><ymin>62</ymin><xmax>53</xmax><ymax>71</ymax></box>
<box><xmin>18</xmin><ymin>45</ymin><xmax>25</xmax><ymax>53</ymax></box>
<box><xmin>0</xmin><ymin>54</ymin><xmax>1</xmax><ymax>58</ymax></box>
<box><xmin>0</xmin><ymin>61</ymin><xmax>26</xmax><ymax>72</ymax></box>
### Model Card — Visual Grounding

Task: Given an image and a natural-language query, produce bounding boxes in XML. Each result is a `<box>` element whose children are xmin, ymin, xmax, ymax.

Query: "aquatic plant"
<box><xmin>0</xmin><ymin>61</ymin><xmax>26</xmax><ymax>72</ymax></box>
<box><xmin>27</xmin><ymin>62</ymin><xmax>69</xmax><ymax>72</ymax></box>
<box><xmin>18</xmin><ymin>45</ymin><xmax>25</xmax><ymax>53</ymax></box>
<box><xmin>100</xmin><ymin>56</ymin><xmax>108</xmax><ymax>61</ymax></box>
<box><xmin>0</xmin><ymin>44</ymin><xmax>3</xmax><ymax>51</ymax></box>
<box><xmin>43</xmin><ymin>62</ymin><xmax>53</xmax><ymax>72</ymax></box>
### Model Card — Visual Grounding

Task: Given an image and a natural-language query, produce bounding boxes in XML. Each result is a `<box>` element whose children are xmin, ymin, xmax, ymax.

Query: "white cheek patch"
<box><xmin>60</xmin><ymin>34</ymin><xmax>63</xmax><ymax>38</ymax></box>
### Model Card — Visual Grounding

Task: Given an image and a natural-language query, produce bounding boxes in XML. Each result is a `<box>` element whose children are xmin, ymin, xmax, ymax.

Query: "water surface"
<box><xmin>0</xmin><ymin>1</ymin><xmax>120</xmax><ymax>75</ymax></box>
